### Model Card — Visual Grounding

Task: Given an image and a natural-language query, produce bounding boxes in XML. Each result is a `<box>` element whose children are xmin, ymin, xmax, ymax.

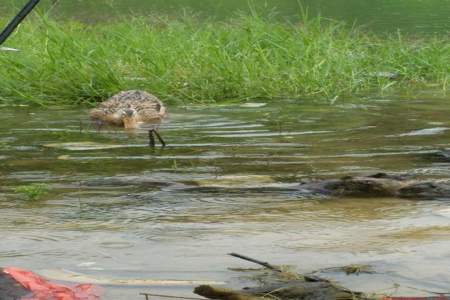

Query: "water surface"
<box><xmin>0</xmin><ymin>95</ymin><xmax>450</xmax><ymax>298</ymax></box>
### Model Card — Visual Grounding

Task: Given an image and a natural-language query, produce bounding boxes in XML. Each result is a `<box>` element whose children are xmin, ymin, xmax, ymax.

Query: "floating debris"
<box><xmin>240</xmin><ymin>103</ymin><xmax>267</xmax><ymax>108</ymax></box>
<box><xmin>192</xmin><ymin>254</ymin><xmax>449</xmax><ymax>300</ymax></box>
<box><xmin>194</xmin><ymin>253</ymin><xmax>364</xmax><ymax>300</ymax></box>
<box><xmin>315</xmin><ymin>264</ymin><xmax>376</xmax><ymax>275</ymax></box>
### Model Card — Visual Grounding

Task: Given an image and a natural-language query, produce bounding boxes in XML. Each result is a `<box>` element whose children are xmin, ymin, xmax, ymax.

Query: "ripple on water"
<box><xmin>208</xmin><ymin>130</ymin><xmax>333</xmax><ymax>138</ymax></box>
<box><xmin>100</xmin><ymin>241</ymin><xmax>134</xmax><ymax>249</ymax></box>
<box><xmin>1</xmin><ymin>100</ymin><xmax>450</xmax><ymax>295</ymax></box>
<box><xmin>388</xmin><ymin>127</ymin><xmax>450</xmax><ymax>137</ymax></box>
<box><xmin>0</xmin><ymin>250</ymin><xmax>31</xmax><ymax>258</ymax></box>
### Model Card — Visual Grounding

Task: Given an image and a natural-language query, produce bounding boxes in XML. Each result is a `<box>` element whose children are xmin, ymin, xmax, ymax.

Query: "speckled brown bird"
<box><xmin>90</xmin><ymin>90</ymin><xmax>167</xmax><ymax>146</ymax></box>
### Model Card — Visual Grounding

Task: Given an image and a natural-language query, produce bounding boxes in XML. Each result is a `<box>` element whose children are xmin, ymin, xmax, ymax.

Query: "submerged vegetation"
<box><xmin>15</xmin><ymin>183</ymin><xmax>49</xmax><ymax>201</ymax></box>
<box><xmin>0</xmin><ymin>13</ymin><xmax>448</xmax><ymax>105</ymax></box>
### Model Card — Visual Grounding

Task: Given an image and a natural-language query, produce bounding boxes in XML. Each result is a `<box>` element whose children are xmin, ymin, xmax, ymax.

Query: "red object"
<box><xmin>4</xmin><ymin>267</ymin><xmax>101</xmax><ymax>300</ymax></box>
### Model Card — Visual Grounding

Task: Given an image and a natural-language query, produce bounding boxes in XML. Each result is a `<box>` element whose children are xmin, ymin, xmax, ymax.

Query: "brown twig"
<box><xmin>228</xmin><ymin>253</ymin><xmax>324</xmax><ymax>282</ymax></box>
<box><xmin>228</xmin><ymin>253</ymin><xmax>281</xmax><ymax>272</ymax></box>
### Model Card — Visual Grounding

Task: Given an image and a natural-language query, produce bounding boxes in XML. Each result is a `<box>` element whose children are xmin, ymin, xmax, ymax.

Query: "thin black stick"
<box><xmin>228</xmin><ymin>253</ymin><xmax>281</xmax><ymax>272</ymax></box>
<box><xmin>0</xmin><ymin>0</ymin><xmax>42</xmax><ymax>46</ymax></box>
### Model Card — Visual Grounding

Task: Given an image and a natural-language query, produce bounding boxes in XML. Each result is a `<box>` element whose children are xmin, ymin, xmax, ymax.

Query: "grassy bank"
<box><xmin>0</xmin><ymin>14</ymin><xmax>448</xmax><ymax>105</ymax></box>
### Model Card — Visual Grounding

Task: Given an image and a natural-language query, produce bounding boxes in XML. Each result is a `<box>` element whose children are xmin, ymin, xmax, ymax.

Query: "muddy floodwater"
<box><xmin>0</xmin><ymin>95</ymin><xmax>449</xmax><ymax>298</ymax></box>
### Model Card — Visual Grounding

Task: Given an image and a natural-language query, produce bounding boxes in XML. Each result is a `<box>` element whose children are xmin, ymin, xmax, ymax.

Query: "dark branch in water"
<box><xmin>228</xmin><ymin>253</ymin><xmax>282</xmax><ymax>272</ymax></box>
<box><xmin>228</xmin><ymin>253</ymin><xmax>324</xmax><ymax>282</ymax></box>
<box><xmin>195</xmin><ymin>254</ymin><xmax>365</xmax><ymax>300</ymax></box>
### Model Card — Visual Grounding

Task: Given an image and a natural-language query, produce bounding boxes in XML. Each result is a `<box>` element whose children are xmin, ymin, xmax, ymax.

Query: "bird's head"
<box><xmin>121</xmin><ymin>108</ymin><xmax>138</xmax><ymax>129</ymax></box>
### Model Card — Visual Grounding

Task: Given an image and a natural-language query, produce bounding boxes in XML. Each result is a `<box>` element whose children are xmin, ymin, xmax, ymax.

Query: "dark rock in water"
<box><xmin>0</xmin><ymin>268</ymin><xmax>30</xmax><ymax>300</ymax></box>
<box><xmin>297</xmin><ymin>173</ymin><xmax>450</xmax><ymax>200</ymax></box>
<box><xmin>245</xmin><ymin>281</ymin><xmax>359</xmax><ymax>300</ymax></box>
<box><xmin>397</xmin><ymin>181</ymin><xmax>450</xmax><ymax>199</ymax></box>
<box><xmin>195</xmin><ymin>281</ymin><xmax>360</xmax><ymax>300</ymax></box>
<box><xmin>428</xmin><ymin>149</ymin><xmax>450</xmax><ymax>162</ymax></box>
<box><xmin>180</xmin><ymin>172</ymin><xmax>450</xmax><ymax>200</ymax></box>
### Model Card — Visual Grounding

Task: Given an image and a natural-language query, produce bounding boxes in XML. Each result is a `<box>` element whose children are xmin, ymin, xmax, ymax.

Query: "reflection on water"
<box><xmin>0</xmin><ymin>95</ymin><xmax>450</xmax><ymax>298</ymax></box>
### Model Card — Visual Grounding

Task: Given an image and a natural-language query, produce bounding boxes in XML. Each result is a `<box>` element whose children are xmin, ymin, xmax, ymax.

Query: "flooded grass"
<box><xmin>0</xmin><ymin>14</ymin><xmax>448</xmax><ymax>105</ymax></box>
<box><xmin>14</xmin><ymin>183</ymin><xmax>49</xmax><ymax>201</ymax></box>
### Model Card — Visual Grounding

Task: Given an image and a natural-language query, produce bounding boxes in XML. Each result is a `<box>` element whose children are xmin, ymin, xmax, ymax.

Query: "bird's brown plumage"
<box><xmin>90</xmin><ymin>90</ymin><xmax>167</xmax><ymax>128</ymax></box>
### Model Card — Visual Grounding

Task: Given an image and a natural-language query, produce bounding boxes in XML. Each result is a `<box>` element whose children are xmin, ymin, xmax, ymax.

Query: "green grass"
<box><xmin>0</xmin><ymin>14</ymin><xmax>448</xmax><ymax>105</ymax></box>
<box><xmin>15</xmin><ymin>183</ymin><xmax>49</xmax><ymax>201</ymax></box>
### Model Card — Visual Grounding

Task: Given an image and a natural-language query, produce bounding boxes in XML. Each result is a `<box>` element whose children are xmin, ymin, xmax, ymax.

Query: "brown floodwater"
<box><xmin>0</xmin><ymin>94</ymin><xmax>449</xmax><ymax>298</ymax></box>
